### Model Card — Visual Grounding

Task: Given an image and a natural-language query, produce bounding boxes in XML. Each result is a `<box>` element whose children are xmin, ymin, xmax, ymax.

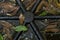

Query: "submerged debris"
<box><xmin>0</xmin><ymin>21</ymin><xmax>14</xmax><ymax>40</ymax></box>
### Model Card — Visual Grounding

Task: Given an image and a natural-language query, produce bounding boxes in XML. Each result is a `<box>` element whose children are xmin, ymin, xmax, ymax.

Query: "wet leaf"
<box><xmin>13</xmin><ymin>25</ymin><xmax>28</xmax><ymax>32</ymax></box>
<box><xmin>0</xmin><ymin>34</ymin><xmax>3</xmax><ymax>40</ymax></box>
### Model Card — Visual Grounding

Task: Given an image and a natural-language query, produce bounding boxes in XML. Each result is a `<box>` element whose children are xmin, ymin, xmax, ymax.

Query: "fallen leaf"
<box><xmin>13</xmin><ymin>25</ymin><xmax>28</xmax><ymax>32</ymax></box>
<box><xmin>0</xmin><ymin>34</ymin><xmax>3</xmax><ymax>40</ymax></box>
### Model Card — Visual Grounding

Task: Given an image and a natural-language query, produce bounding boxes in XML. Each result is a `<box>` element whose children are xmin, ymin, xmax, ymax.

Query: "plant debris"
<box><xmin>13</xmin><ymin>25</ymin><xmax>28</xmax><ymax>32</ymax></box>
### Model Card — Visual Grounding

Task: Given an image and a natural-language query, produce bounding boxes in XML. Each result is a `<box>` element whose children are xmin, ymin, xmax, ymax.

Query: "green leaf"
<box><xmin>39</xmin><ymin>11</ymin><xmax>47</xmax><ymax>16</ymax></box>
<box><xmin>13</xmin><ymin>25</ymin><xmax>28</xmax><ymax>32</ymax></box>
<box><xmin>0</xmin><ymin>34</ymin><xmax>3</xmax><ymax>40</ymax></box>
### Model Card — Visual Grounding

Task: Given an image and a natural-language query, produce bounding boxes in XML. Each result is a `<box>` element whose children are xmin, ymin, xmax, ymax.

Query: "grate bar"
<box><xmin>34</xmin><ymin>16</ymin><xmax>60</xmax><ymax>19</ymax></box>
<box><xmin>0</xmin><ymin>16</ymin><xmax>60</xmax><ymax>20</ymax></box>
